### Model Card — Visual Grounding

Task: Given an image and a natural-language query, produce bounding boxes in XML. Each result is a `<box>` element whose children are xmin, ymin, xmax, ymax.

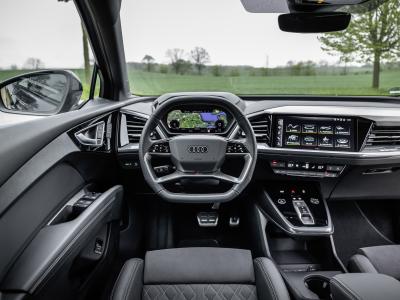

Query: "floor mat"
<box><xmin>328</xmin><ymin>201</ymin><xmax>394</xmax><ymax>266</ymax></box>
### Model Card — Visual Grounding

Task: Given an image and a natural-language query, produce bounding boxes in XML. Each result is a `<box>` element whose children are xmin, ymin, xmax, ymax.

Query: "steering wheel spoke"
<box><xmin>155</xmin><ymin>171</ymin><xmax>181</xmax><ymax>184</ymax></box>
<box><xmin>155</xmin><ymin>170</ymin><xmax>240</xmax><ymax>185</ymax></box>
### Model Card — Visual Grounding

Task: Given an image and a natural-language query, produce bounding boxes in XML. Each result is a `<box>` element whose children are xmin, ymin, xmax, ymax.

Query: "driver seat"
<box><xmin>111</xmin><ymin>248</ymin><xmax>290</xmax><ymax>300</ymax></box>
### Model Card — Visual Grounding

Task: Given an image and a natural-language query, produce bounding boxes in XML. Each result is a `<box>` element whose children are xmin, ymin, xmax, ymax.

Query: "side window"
<box><xmin>0</xmin><ymin>0</ymin><xmax>98</xmax><ymax>113</ymax></box>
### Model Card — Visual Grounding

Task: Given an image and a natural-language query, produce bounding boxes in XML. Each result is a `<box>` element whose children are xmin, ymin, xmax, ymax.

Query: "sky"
<box><xmin>0</xmin><ymin>0</ymin><xmax>338</xmax><ymax>69</ymax></box>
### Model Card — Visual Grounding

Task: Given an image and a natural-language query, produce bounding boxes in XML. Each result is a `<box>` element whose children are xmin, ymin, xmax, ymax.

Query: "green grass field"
<box><xmin>1</xmin><ymin>68</ymin><xmax>399</xmax><ymax>98</ymax></box>
<box><xmin>128</xmin><ymin>70</ymin><xmax>400</xmax><ymax>96</ymax></box>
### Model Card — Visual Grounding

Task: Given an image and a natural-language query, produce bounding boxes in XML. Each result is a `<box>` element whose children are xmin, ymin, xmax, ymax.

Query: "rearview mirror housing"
<box><xmin>0</xmin><ymin>70</ymin><xmax>83</xmax><ymax>115</ymax></box>
<box><xmin>278</xmin><ymin>13</ymin><xmax>351</xmax><ymax>33</ymax></box>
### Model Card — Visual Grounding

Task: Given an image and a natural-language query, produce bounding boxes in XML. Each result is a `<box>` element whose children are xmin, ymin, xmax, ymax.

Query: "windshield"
<box><xmin>121</xmin><ymin>0</ymin><xmax>400</xmax><ymax>97</ymax></box>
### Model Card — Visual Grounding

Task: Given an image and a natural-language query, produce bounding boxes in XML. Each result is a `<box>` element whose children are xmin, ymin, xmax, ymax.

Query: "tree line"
<box><xmin>142</xmin><ymin>47</ymin><xmax>210</xmax><ymax>75</ymax></box>
<box><xmin>131</xmin><ymin>53</ymin><xmax>399</xmax><ymax>78</ymax></box>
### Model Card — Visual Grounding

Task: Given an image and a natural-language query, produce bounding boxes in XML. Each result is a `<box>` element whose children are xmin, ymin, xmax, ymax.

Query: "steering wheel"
<box><xmin>139</xmin><ymin>93</ymin><xmax>257</xmax><ymax>203</ymax></box>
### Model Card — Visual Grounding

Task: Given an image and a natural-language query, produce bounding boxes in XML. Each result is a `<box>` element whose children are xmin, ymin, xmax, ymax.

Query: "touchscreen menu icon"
<box><xmin>286</xmin><ymin>123</ymin><xmax>301</xmax><ymax>133</ymax></box>
<box><xmin>335</xmin><ymin>125</ymin><xmax>350</xmax><ymax>135</ymax></box>
<box><xmin>319</xmin><ymin>125</ymin><xmax>333</xmax><ymax>134</ymax></box>
<box><xmin>286</xmin><ymin>134</ymin><xmax>300</xmax><ymax>146</ymax></box>
<box><xmin>302</xmin><ymin>135</ymin><xmax>317</xmax><ymax>146</ymax></box>
<box><xmin>302</xmin><ymin>124</ymin><xmax>317</xmax><ymax>133</ymax></box>
<box><xmin>335</xmin><ymin>137</ymin><xmax>350</xmax><ymax>148</ymax></box>
<box><xmin>319</xmin><ymin>136</ymin><xmax>333</xmax><ymax>147</ymax></box>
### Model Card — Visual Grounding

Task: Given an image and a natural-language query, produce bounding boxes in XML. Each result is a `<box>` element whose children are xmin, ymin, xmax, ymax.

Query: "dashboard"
<box><xmin>117</xmin><ymin>95</ymin><xmax>400</xmax><ymax>200</ymax></box>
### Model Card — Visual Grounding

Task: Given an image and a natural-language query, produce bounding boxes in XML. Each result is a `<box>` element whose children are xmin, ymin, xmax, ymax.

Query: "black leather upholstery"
<box><xmin>348</xmin><ymin>245</ymin><xmax>400</xmax><ymax>280</ymax></box>
<box><xmin>331</xmin><ymin>273</ymin><xmax>400</xmax><ymax>300</ymax></box>
<box><xmin>111</xmin><ymin>248</ymin><xmax>290</xmax><ymax>300</ymax></box>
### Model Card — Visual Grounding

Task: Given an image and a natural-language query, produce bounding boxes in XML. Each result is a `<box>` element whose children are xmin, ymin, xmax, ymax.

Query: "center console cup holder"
<box><xmin>304</xmin><ymin>275</ymin><xmax>331</xmax><ymax>300</ymax></box>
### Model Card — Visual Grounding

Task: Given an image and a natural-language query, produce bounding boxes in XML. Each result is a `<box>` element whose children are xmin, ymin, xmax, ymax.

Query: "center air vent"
<box><xmin>249</xmin><ymin>114</ymin><xmax>272</xmax><ymax>145</ymax></box>
<box><xmin>366</xmin><ymin>125</ymin><xmax>400</xmax><ymax>148</ymax></box>
<box><xmin>124</xmin><ymin>113</ymin><xmax>147</xmax><ymax>144</ymax></box>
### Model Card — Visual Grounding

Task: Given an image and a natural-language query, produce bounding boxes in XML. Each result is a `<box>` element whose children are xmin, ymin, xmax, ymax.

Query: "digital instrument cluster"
<box><xmin>166</xmin><ymin>107</ymin><xmax>230</xmax><ymax>133</ymax></box>
<box><xmin>274</xmin><ymin>116</ymin><xmax>355</xmax><ymax>151</ymax></box>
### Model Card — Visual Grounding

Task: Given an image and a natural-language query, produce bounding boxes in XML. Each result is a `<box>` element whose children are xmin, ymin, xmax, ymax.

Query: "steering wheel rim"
<box><xmin>139</xmin><ymin>93</ymin><xmax>257</xmax><ymax>203</ymax></box>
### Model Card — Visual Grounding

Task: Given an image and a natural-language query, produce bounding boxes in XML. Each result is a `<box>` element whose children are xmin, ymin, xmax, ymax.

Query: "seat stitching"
<box><xmin>239</xmin><ymin>285</ymin><xmax>256</xmax><ymax>300</ymax></box>
<box><xmin>177</xmin><ymin>284</ymin><xmax>195</xmax><ymax>300</ymax></box>
<box><xmin>158</xmin><ymin>285</ymin><xmax>175</xmax><ymax>300</ymax></box>
<box><xmin>255</xmin><ymin>259</ymin><xmax>278</xmax><ymax>300</ymax></box>
<box><xmin>231</xmin><ymin>285</ymin><xmax>240</xmax><ymax>300</ymax></box>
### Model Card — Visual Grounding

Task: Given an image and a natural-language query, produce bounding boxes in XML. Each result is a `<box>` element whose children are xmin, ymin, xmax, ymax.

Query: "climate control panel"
<box><xmin>270</xmin><ymin>160</ymin><xmax>345</xmax><ymax>178</ymax></box>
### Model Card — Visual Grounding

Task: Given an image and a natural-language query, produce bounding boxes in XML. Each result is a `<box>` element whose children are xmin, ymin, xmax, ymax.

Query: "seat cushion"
<box><xmin>348</xmin><ymin>245</ymin><xmax>400</xmax><ymax>280</ymax></box>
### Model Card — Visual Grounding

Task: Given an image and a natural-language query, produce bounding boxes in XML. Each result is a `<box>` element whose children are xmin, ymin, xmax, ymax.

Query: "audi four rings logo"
<box><xmin>188</xmin><ymin>145</ymin><xmax>208</xmax><ymax>153</ymax></box>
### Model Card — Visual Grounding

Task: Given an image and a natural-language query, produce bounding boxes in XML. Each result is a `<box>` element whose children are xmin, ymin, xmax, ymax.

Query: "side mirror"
<box><xmin>0</xmin><ymin>70</ymin><xmax>83</xmax><ymax>115</ymax></box>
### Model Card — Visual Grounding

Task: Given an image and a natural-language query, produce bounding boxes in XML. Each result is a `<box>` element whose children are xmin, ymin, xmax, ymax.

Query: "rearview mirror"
<box><xmin>278</xmin><ymin>13</ymin><xmax>351</xmax><ymax>33</ymax></box>
<box><xmin>0</xmin><ymin>70</ymin><xmax>83</xmax><ymax>115</ymax></box>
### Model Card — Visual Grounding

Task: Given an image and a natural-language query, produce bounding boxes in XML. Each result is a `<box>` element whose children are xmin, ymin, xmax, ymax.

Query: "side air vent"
<box><xmin>249</xmin><ymin>114</ymin><xmax>272</xmax><ymax>145</ymax></box>
<box><xmin>366</xmin><ymin>125</ymin><xmax>400</xmax><ymax>148</ymax></box>
<box><xmin>125</xmin><ymin>113</ymin><xmax>147</xmax><ymax>144</ymax></box>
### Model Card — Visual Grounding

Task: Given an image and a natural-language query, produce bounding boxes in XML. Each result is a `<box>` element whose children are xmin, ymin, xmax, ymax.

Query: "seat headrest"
<box><xmin>144</xmin><ymin>247</ymin><xmax>255</xmax><ymax>284</ymax></box>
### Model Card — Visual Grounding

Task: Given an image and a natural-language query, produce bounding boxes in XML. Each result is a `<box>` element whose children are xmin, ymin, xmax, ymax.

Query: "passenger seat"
<box><xmin>348</xmin><ymin>245</ymin><xmax>400</xmax><ymax>280</ymax></box>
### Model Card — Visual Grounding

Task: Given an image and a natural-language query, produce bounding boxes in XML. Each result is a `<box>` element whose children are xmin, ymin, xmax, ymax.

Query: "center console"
<box><xmin>256</xmin><ymin>182</ymin><xmax>342</xmax><ymax>300</ymax></box>
<box><xmin>259</xmin><ymin>182</ymin><xmax>333</xmax><ymax>236</ymax></box>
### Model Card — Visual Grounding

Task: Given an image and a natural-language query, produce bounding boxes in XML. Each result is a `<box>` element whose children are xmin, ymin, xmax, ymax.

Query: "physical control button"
<box><xmin>326</xmin><ymin>165</ymin><xmax>344</xmax><ymax>172</ymax></box>
<box><xmin>271</xmin><ymin>160</ymin><xmax>285</xmax><ymax>168</ymax></box>
<box><xmin>277</xmin><ymin>198</ymin><xmax>287</xmax><ymax>205</ymax></box>
<box><xmin>227</xmin><ymin>142</ymin><xmax>248</xmax><ymax>153</ymax></box>
<box><xmin>150</xmin><ymin>142</ymin><xmax>170</xmax><ymax>153</ymax></box>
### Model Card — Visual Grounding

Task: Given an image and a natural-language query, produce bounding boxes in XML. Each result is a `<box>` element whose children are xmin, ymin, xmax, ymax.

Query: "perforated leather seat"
<box><xmin>111</xmin><ymin>248</ymin><xmax>290</xmax><ymax>300</ymax></box>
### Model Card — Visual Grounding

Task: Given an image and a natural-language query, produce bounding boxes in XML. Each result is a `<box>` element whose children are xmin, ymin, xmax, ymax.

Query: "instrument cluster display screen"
<box><xmin>274</xmin><ymin>116</ymin><xmax>355</xmax><ymax>151</ymax></box>
<box><xmin>166</xmin><ymin>108</ymin><xmax>228</xmax><ymax>133</ymax></box>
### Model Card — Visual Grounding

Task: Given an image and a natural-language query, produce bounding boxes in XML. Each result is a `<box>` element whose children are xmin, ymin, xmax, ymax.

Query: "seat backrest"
<box><xmin>143</xmin><ymin>248</ymin><xmax>258</xmax><ymax>300</ymax></box>
<box><xmin>111</xmin><ymin>248</ymin><xmax>290</xmax><ymax>300</ymax></box>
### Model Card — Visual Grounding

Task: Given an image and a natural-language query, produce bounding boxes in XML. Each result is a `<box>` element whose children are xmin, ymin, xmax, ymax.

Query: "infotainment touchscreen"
<box><xmin>274</xmin><ymin>116</ymin><xmax>355</xmax><ymax>151</ymax></box>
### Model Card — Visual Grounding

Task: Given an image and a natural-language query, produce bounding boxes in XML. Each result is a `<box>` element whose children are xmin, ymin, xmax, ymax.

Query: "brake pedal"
<box><xmin>197</xmin><ymin>212</ymin><xmax>218</xmax><ymax>227</ymax></box>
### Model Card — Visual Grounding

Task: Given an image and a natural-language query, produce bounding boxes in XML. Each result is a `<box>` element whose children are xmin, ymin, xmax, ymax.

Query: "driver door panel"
<box><xmin>0</xmin><ymin>100</ymin><xmax>135</xmax><ymax>300</ymax></box>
